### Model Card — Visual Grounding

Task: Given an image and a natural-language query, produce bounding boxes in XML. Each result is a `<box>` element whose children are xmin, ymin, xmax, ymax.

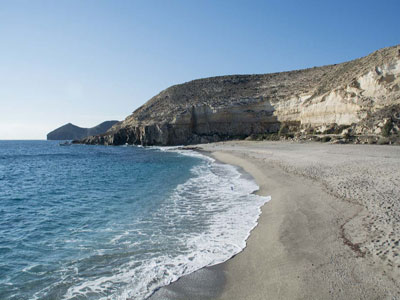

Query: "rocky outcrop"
<box><xmin>47</xmin><ymin>121</ymin><xmax>119</xmax><ymax>140</ymax></box>
<box><xmin>76</xmin><ymin>45</ymin><xmax>400</xmax><ymax>146</ymax></box>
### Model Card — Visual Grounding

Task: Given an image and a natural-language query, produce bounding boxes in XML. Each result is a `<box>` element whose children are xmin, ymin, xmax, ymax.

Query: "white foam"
<box><xmin>53</xmin><ymin>149</ymin><xmax>270</xmax><ymax>300</ymax></box>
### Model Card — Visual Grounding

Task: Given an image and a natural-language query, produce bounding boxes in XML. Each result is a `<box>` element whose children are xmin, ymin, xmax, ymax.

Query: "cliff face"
<box><xmin>78</xmin><ymin>45</ymin><xmax>400</xmax><ymax>146</ymax></box>
<box><xmin>47</xmin><ymin>121</ymin><xmax>119</xmax><ymax>140</ymax></box>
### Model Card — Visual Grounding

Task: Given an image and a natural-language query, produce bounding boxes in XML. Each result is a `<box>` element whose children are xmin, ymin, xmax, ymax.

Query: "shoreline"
<box><xmin>207</xmin><ymin>149</ymin><xmax>361</xmax><ymax>299</ymax></box>
<box><xmin>150</xmin><ymin>141</ymin><xmax>400</xmax><ymax>299</ymax></box>
<box><xmin>148</xmin><ymin>148</ymin><xmax>269</xmax><ymax>300</ymax></box>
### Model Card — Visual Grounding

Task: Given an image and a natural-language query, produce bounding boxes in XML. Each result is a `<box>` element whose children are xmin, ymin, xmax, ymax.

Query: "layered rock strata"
<box><xmin>76</xmin><ymin>45</ymin><xmax>400</xmax><ymax>146</ymax></box>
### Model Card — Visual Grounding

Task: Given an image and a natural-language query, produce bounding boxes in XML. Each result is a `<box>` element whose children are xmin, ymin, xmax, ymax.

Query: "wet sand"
<box><xmin>150</xmin><ymin>141</ymin><xmax>400</xmax><ymax>300</ymax></box>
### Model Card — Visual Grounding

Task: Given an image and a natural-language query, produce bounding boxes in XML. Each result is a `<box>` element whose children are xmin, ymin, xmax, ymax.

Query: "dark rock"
<box><xmin>47</xmin><ymin>121</ymin><xmax>119</xmax><ymax>140</ymax></box>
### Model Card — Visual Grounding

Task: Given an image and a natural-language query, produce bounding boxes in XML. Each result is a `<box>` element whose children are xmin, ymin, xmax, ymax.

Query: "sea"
<box><xmin>0</xmin><ymin>140</ymin><xmax>270</xmax><ymax>300</ymax></box>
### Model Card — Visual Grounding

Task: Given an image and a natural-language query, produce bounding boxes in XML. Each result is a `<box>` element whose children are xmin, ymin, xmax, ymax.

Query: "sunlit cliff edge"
<box><xmin>75</xmin><ymin>45</ymin><xmax>400</xmax><ymax>146</ymax></box>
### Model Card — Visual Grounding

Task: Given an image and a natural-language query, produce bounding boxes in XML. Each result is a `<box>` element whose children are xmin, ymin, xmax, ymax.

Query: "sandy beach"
<box><xmin>151</xmin><ymin>141</ymin><xmax>400</xmax><ymax>300</ymax></box>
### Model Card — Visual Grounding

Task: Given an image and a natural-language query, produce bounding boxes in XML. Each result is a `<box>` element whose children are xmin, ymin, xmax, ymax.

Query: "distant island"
<box><xmin>47</xmin><ymin>121</ymin><xmax>119</xmax><ymax>140</ymax></box>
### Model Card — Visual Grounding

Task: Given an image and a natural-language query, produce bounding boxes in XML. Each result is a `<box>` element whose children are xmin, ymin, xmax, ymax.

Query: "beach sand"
<box><xmin>150</xmin><ymin>141</ymin><xmax>400</xmax><ymax>300</ymax></box>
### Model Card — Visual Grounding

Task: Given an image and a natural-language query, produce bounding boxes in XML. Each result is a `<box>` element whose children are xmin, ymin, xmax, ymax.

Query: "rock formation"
<box><xmin>47</xmin><ymin>121</ymin><xmax>119</xmax><ymax>140</ymax></box>
<box><xmin>76</xmin><ymin>45</ymin><xmax>400</xmax><ymax>146</ymax></box>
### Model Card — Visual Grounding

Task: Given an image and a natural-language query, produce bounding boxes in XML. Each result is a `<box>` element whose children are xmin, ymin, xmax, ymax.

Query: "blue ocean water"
<box><xmin>0</xmin><ymin>141</ymin><xmax>269</xmax><ymax>300</ymax></box>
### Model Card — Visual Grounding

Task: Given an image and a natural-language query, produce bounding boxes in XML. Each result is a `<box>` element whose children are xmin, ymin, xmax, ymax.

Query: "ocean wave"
<box><xmin>57</xmin><ymin>148</ymin><xmax>270</xmax><ymax>300</ymax></box>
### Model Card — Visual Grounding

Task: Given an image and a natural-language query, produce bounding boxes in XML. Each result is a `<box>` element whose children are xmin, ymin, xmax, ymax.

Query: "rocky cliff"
<box><xmin>47</xmin><ymin>121</ymin><xmax>119</xmax><ymax>140</ymax></box>
<box><xmin>76</xmin><ymin>45</ymin><xmax>400</xmax><ymax>146</ymax></box>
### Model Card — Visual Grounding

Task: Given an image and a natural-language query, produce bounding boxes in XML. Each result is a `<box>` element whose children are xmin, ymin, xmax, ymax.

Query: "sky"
<box><xmin>0</xmin><ymin>0</ymin><xmax>399</xmax><ymax>139</ymax></box>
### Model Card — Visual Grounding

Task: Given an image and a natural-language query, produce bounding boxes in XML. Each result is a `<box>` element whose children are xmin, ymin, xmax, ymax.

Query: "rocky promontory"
<box><xmin>76</xmin><ymin>45</ymin><xmax>400</xmax><ymax>146</ymax></box>
<box><xmin>47</xmin><ymin>121</ymin><xmax>119</xmax><ymax>140</ymax></box>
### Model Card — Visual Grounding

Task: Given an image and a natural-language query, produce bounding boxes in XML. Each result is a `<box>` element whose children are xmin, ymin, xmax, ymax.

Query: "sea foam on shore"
<box><xmin>119</xmin><ymin>148</ymin><xmax>271</xmax><ymax>300</ymax></box>
<box><xmin>0</xmin><ymin>141</ymin><xmax>270</xmax><ymax>300</ymax></box>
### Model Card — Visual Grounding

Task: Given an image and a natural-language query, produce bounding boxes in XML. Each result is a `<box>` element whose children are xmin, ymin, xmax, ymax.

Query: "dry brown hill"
<box><xmin>76</xmin><ymin>45</ymin><xmax>400</xmax><ymax>146</ymax></box>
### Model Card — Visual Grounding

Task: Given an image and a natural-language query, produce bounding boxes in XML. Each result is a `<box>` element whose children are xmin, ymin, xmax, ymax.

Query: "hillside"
<box><xmin>47</xmin><ymin>121</ymin><xmax>119</xmax><ymax>140</ymax></box>
<box><xmin>76</xmin><ymin>45</ymin><xmax>400</xmax><ymax>146</ymax></box>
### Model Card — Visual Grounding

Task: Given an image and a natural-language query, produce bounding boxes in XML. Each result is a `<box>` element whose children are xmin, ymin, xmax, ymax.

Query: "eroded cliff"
<box><xmin>76</xmin><ymin>45</ymin><xmax>400</xmax><ymax>146</ymax></box>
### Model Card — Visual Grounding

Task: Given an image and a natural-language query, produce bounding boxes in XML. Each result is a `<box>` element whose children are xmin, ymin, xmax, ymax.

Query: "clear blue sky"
<box><xmin>0</xmin><ymin>0</ymin><xmax>399</xmax><ymax>139</ymax></box>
